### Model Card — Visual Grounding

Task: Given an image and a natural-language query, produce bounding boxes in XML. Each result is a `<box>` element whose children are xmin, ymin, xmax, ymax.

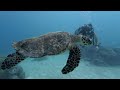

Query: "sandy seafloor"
<box><xmin>18</xmin><ymin>50</ymin><xmax>120</xmax><ymax>79</ymax></box>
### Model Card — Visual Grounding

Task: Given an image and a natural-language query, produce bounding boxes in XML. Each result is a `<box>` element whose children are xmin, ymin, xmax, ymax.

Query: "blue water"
<box><xmin>0</xmin><ymin>11</ymin><xmax>120</xmax><ymax>79</ymax></box>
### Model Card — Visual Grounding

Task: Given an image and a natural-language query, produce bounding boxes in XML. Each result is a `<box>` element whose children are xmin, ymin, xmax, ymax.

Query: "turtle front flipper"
<box><xmin>1</xmin><ymin>52</ymin><xmax>26</xmax><ymax>70</ymax></box>
<box><xmin>61</xmin><ymin>45</ymin><xmax>81</xmax><ymax>74</ymax></box>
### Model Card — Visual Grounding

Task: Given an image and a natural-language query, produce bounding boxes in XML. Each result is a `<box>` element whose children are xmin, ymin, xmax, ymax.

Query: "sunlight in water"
<box><xmin>79</xmin><ymin>11</ymin><xmax>92</xmax><ymax>23</ymax></box>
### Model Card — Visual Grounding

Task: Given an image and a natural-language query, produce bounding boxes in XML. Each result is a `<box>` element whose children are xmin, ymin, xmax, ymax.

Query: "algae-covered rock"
<box><xmin>0</xmin><ymin>57</ymin><xmax>25</xmax><ymax>79</ymax></box>
<box><xmin>81</xmin><ymin>46</ymin><xmax>120</xmax><ymax>67</ymax></box>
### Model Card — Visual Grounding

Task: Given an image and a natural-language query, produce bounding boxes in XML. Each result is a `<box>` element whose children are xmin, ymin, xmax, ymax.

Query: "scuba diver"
<box><xmin>75</xmin><ymin>23</ymin><xmax>100</xmax><ymax>49</ymax></box>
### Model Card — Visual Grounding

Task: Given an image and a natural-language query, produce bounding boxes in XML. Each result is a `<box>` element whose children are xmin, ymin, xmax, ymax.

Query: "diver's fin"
<box><xmin>1</xmin><ymin>52</ymin><xmax>26</xmax><ymax>70</ymax></box>
<box><xmin>61</xmin><ymin>46</ymin><xmax>81</xmax><ymax>74</ymax></box>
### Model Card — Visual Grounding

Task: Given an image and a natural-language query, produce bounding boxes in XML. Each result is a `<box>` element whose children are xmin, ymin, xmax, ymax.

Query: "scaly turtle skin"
<box><xmin>0</xmin><ymin>31</ymin><xmax>92</xmax><ymax>74</ymax></box>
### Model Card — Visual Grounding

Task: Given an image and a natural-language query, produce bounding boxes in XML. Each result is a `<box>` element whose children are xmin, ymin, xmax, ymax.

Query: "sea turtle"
<box><xmin>0</xmin><ymin>31</ymin><xmax>92</xmax><ymax>74</ymax></box>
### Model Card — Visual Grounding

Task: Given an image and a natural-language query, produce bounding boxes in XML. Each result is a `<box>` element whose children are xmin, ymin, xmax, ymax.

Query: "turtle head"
<box><xmin>79</xmin><ymin>34</ymin><xmax>92</xmax><ymax>46</ymax></box>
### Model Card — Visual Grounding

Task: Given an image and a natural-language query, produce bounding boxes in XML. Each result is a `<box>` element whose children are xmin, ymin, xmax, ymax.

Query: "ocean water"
<box><xmin>0</xmin><ymin>11</ymin><xmax>120</xmax><ymax>79</ymax></box>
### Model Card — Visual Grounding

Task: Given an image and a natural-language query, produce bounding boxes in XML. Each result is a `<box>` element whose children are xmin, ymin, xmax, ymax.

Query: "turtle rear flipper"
<box><xmin>61</xmin><ymin>46</ymin><xmax>81</xmax><ymax>74</ymax></box>
<box><xmin>1</xmin><ymin>52</ymin><xmax>26</xmax><ymax>70</ymax></box>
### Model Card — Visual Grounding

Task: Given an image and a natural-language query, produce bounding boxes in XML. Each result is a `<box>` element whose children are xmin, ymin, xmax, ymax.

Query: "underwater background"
<box><xmin>0</xmin><ymin>11</ymin><xmax>120</xmax><ymax>79</ymax></box>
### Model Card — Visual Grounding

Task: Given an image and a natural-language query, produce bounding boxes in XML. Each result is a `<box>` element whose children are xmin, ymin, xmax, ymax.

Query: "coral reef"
<box><xmin>81</xmin><ymin>46</ymin><xmax>120</xmax><ymax>67</ymax></box>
